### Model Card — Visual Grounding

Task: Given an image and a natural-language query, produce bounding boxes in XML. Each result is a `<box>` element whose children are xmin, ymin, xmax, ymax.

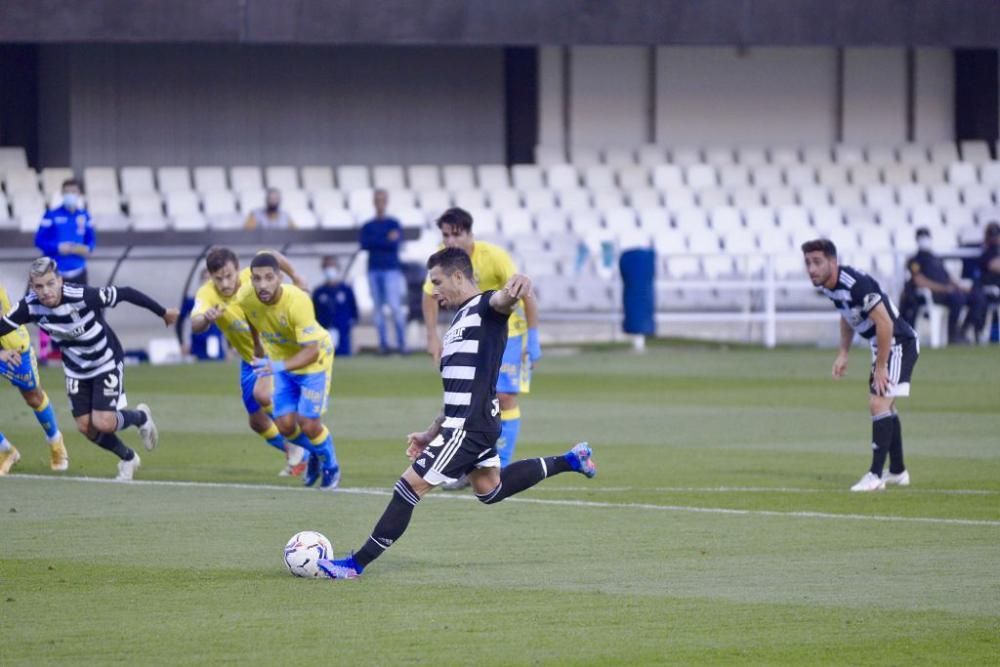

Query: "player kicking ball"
<box><xmin>0</xmin><ymin>284</ymin><xmax>68</xmax><ymax>474</ymax></box>
<box><xmin>317</xmin><ymin>247</ymin><xmax>595</xmax><ymax>579</ymax></box>
<box><xmin>238</xmin><ymin>253</ymin><xmax>341</xmax><ymax>490</ymax></box>
<box><xmin>0</xmin><ymin>258</ymin><xmax>178</xmax><ymax>480</ymax></box>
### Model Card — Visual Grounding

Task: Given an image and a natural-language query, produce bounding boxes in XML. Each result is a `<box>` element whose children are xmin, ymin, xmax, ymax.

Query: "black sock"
<box><xmin>92</xmin><ymin>432</ymin><xmax>135</xmax><ymax>461</ymax></box>
<box><xmin>477</xmin><ymin>455</ymin><xmax>572</xmax><ymax>505</ymax></box>
<box><xmin>355</xmin><ymin>478</ymin><xmax>420</xmax><ymax>568</ymax></box>
<box><xmin>115</xmin><ymin>409</ymin><xmax>147</xmax><ymax>431</ymax></box>
<box><xmin>870</xmin><ymin>412</ymin><xmax>894</xmax><ymax>476</ymax></box>
<box><xmin>888</xmin><ymin>415</ymin><xmax>905</xmax><ymax>474</ymax></box>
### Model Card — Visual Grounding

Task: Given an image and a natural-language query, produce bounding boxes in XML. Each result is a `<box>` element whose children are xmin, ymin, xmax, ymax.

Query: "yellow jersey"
<box><xmin>237</xmin><ymin>282</ymin><xmax>332</xmax><ymax>375</ymax></box>
<box><xmin>191</xmin><ymin>268</ymin><xmax>257</xmax><ymax>363</ymax></box>
<box><xmin>0</xmin><ymin>284</ymin><xmax>31</xmax><ymax>353</ymax></box>
<box><xmin>422</xmin><ymin>241</ymin><xmax>528</xmax><ymax>336</ymax></box>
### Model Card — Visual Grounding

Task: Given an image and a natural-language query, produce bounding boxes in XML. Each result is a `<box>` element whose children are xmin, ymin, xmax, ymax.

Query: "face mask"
<box><xmin>266</xmin><ymin>203</ymin><xmax>279</xmax><ymax>213</ymax></box>
<box><xmin>62</xmin><ymin>193</ymin><xmax>80</xmax><ymax>209</ymax></box>
<box><xmin>917</xmin><ymin>237</ymin><xmax>932</xmax><ymax>252</ymax></box>
<box><xmin>324</xmin><ymin>268</ymin><xmax>340</xmax><ymax>282</ymax></box>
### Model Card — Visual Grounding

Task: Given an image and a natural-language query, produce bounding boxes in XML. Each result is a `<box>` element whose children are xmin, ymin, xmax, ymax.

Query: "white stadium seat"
<box><xmin>442</xmin><ymin>165</ymin><xmax>475</xmax><ymax>191</ymax></box>
<box><xmin>371</xmin><ymin>165</ymin><xmax>405</xmax><ymax>190</ymax></box>
<box><xmin>816</xmin><ymin>163</ymin><xmax>849</xmax><ymax>187</ymax></box>
<box><xmin>865</xmin><ymin>146</ymin><xmax>897</xmax><ymax>165</ymax></box>
<box><xmin>962</xmin><ymin>184</ymin><xmax>993</xmax><ymax>208</ymax></box>
<box><xmin>265</xmin><ymin>166</ymin><xmax>299</xmax><ymax>192</ymax></box>
<box><xmin>801</xmin><ymin>146</ymin><xmax>832</xmax><ymax>165</ymax></box>
<box><xmin>670</xmin><ymin>147</ymin><xmax>702</xmax><ymax>167</ymax></box>
<box><xmin>929</xmin><ymin>183</ymin><xmax>962</xmax><ymax>209</ymax></box>
<box><xmin>637</xmin><ymin>144</ymin><xmax>666</xmax><ymax>167</ymax></box>
<box><xmin>834</xmin><ymin>144</ymin><xmax>865</xmax><ymax>165</ymax></box>
<box><xmin>762</xmin><ymin>186</ymin><xmax>796</xmax><ymax>209</ymax></box>
<box><xmin>627</xmin><ymin>188</ymin><xmax>661</xmax><ymax>209</ymax></box>
<box><xmin>500</xmin><ymin>208</ymin><xmax>534</xmax><ymax>235</ymax></box>
<box><xmin>709</xmin><ymin>206</ymin><xmax>743</xmax><ymax>235</ymax></box>
<box><xmin>603</xmin><ymin>207</ymin><xmax>638</xmax><ymax>234</ymax></box>
<box><xmin>849</xmin><ymin>163</ymin><xmax>881</xmax><ymax>186</ymax></box>
<box><xmin>534</xmin><ymin>208</ymin><xmax>569</xmax><ymax>233</ymax></box>
<box><xmin>651</xmin><ymin>164</ymin><xmax>684</xmax><ymax>191</ymax></box>
<box><xmin>881</xmin><ymin>164</ymin><xmax>913</xmax><ymax>186</ymax></box>
<box><xmin>522</xmin><ymin>188</ymin><xmax>557</xmax><ymax>213</ymax></box>
<box><xmin>697</xmin><ymin>187</ymin><xmax>729</xmax><ymax>209</ymax></box>
<box><xmin>960</xmin><ymin>140</ymin><xmax>992</xmax><ymax>164</ymax></box>
<box><xmin>193</xmin><ymin>167</ymin><xmax>228</xmax><ymax>194</ymax></box>
<box><xmin>736</xmin><ymin>147</ymin><xmax>768</xmax><ymax>166</ymax></box>
<box><xmin>829</xmin><ymin>185</ymin><xmax>863</xmax><ymax>209</ymax></box>
<box><xmin>914</xmin><ymin>163</ymin><xmax>946</xmax><ymax>186</ymax></box>
<box><xmin>784</xmin><ymin>164</ymin><xmax>816</xmax><ymax>188</ymax></box>
<box><xmin>685</xmin><ymin>164</ymin><xmax>717</xmax><ymax>190</ymax></box>
<box><xmin>320</xmin><ymin>208</ymin><xmax>356</xmax><ymax>229</ymax></box>
<box><xmin>751</xmin><ymin>164</ymin><xmax>784</xmax><ymax>188</ymax></box>
<box><xmin>452</xmin><ymin>188</ymin><xmax>486</xmax><ymax>210</ymax></box>
<box><xmin>744</xmin><ymin>206</ymin><xmax>776</xmax><ymax>232</ymax></box>
<box><xmin>980</xmin><ymin>162</ymin><xmax>1000</xmax><ymax>187</ymax></box>
<box><xmin>673</xmin><ymin>208</ymin><xmax>708</xmax><ymax>231</ymax></box>
<box><xmin>662</xmin><ymin>188</ymin><xmax>697</xmax><ymax>211</ymax></box>
<box><xmin>230</xmin><ymin>166</ymin><xmax>263</xmax><ymax>193</ymax></box>
<box><xmin>718</xmin><ymin>164</ymin><xmax>750</xmax><ymax>189</ymax></box>
<box><xmin>40</xmin><ymin>168</ymin><xmax>74</xmax><ymax>198</ymax></box>
<box><xmin>637</xmin><ymin>206</ymin><xmax>670</xmax><ymax>231</ymax></box>
<box><xmin>947</xmin><ymin>162</ymin><xmax>977</xmax><ymax>186</ymax></box>
<box><xmin>83</xmin><ymin>167</ymin><xmax>119</xmax><ymax>195</ymax></box>
<box><xmin>3</xmin><ymin>168</ymin><xmax>38</xmax><ymax>196</ymax></box>
<box><xmin>156</xmin><ymin>167</ymin><xmax>192</xmax><ymax>195</ymax></box>
<box><xmin>769</xmin><ymin>147</ymin><xmax>800</xmax><ymax>166</ymax></box>
<box><xmin>617</xmin><ymin>165</ymin><xmax>649</xmax><ymax>190</ymax></box>
<box><xmin>557</xmin><ymin>188</ymin><xmax>592</xmax><ymax>214</ymax></box>
<box><xmin>897</xmin><ymin>143</ymin><xmax>929</xmax><ymax>165</ymax></box>
<box><xmin>863</xmin><ymin>185</ymin><xmax>896</xmax><ymax>209</ymax></box>
<box><xmin>929</xmin><ymin>142</ymin><xmax>960</xmax><ymax>164</ymax></box>
<box><xmin>301</xmin><ymin>166</ymin><xmax>335</xmax><ymax>193</ymax></box>
<box><xmin>477</xmin><ymin>164</ymin><xmax>510</xmax><ymax>189</ymax></box>
<box><xmin>603</xmin><ymin>147</ymin><xmax>636</xmax><ymax>167</ymax></box>
<box><xmin>730</xmin><ymin>186</ymin><xmax>762</xmax><ymax>208</ymax></box>
<box><xmin>337</xmin><ymin>165</ymin><xmax>371</xmax><ymax>190</ymax></box>
<box><xmin>417</xmin><ymin>189</ymin><xmax>452</xmax><ymax>218</ymax></box>
<box><xmin>511</xmin><ymin>165</ymin><xmax>544</xmax><ymax>190</ymax></box>
<box><xmin>704</xmin><ymin>146</ymin><xmax>735</xmax><ymax>166</ymax></box>
<box><xmin>583</xmin><ymin>165</ymin><xmax>616</xmax><ymax>192</ymax></box>
<box><xmin>778</xmin><ymin>205</ymin><xmax>813</xmax><ymax>233</ymax></box>
<box><xmin>487</xmin><ymin>188</ymin><xmax>521</xmax><ymax>210</ymax></box>
<box><xmin>896</xmin><ymin>183</ymin><xmax>927</xmax><ymax>208</ymax></box>
<box><xmin>567</xmin><ymin>146</ymin><xmax>599</xmax><ymax>167</ymax></box>
<box><xmin>909</xmin><ymin>203</ymin><xmax>943</xmax><ymax>228</ymax></box>
<box><xmin>546</xmin><ymin>164</ymin><xmax>580</xmax><ymax>191</ymax></box>
<box><xmin>591</xmin><ymin>189</ymin><xmax>624</xmax><ymax>210</ymax></box>
<box><xmin>346</xmin><ymin>188</ymin><xmax>376</xmax><ymax>219</ymax></box>
<box><xmin>311</xmin><ymin>189</ymin><xmax>345</xmax><ymax>213</ymax></box>
<box><xmin>407</xmin><ymin>165</ymin><xmax>441</xmax><ymax>191</ymax></box>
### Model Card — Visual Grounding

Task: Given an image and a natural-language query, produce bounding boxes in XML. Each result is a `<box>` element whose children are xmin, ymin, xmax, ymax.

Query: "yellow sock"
<box><xmin>309</xmin><ymin>427</ymin><xmax>330</xmax><ymax>446</ymax></box>
<box><xmin>261</xmin><ymin>422</ymin><xmax>281</xmax><ymax>440</ymax></box>
<box><xmin>500</xmin><ymin>406</ymin><xmax>521</xmax><ymax>421</ymax></box>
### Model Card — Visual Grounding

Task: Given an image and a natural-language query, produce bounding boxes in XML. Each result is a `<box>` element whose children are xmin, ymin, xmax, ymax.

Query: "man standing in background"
<box><xmin>359</xmin><ymin>189</ymin><xmax>407</xmax><ymax>355</ymax></box>
<box><xmin>312</xmin><ymin>256</ymin><xmax>358</xmax><ymax>357</ymax></box>
<box><xmin>35</xmin><ymin>179</ymin><xmax>94</xmax><ymax>285</ymax></box>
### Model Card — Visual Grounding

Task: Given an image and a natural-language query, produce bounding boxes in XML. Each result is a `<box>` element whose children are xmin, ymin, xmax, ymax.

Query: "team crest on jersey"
<box><xmin>863</xmin><ymin>293</ymin><xmax>882</xmax><ymax>311</ymax></box>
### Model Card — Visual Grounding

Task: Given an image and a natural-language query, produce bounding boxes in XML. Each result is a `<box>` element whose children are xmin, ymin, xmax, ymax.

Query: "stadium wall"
<box><xmin>34</xmin><ymin>44</ymin><xmax>505</xmax><ymax>169</ymax></box>
<box><xmin>538</xmin><ymin>46</ymin><xmax>955</xmax><ymax>151</ymax></box>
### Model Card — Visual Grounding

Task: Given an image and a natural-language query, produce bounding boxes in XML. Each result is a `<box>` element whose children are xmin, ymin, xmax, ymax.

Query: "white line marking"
<box><xmin>532</xmin><ymin>485</ymin><xmax>999</xmax><ymax>496</ymax></box>
<box><xmin>6</xmin><ymin>474</ymin><xmax>1000</xmax><ymax>528</ymax></box>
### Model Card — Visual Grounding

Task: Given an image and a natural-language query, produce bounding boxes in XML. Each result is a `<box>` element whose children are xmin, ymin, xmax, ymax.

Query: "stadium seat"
<box><xmin>534</xmin><ymin>208</ymin><xmax>569</xmax><ymax>234</ymax></box>
<box><xmin>730</xmin><ymin>186</ymin><xmax>762</xmax><ymax>208</ymax></box>
<box><xmin>784</xmin><ymin>164</ymin><xmax>816</xmax><ymax>188</ymax></box>
<box><xmin>202</xmin><ymin>191</ymin><xmax>241</xmax><ymax>229</ymax></box>
<box><xmin>960</xmin><ymin>140</ymin><xmax>991</xmax><ymax>164</ymax></box>
<box><xmin>849</xmin><ymin>164</ymin><xmax>881</xmax><ymax>186</ymax></box>
<box><xmin>193</xmin><ymin>167</ymin><xmax>228</xmax><ymax>194</ymax></box>
<box><xmin>591</xmin><ymin>189</ymin><xmax>624</xmax><ymax>210</ymax></box>
<box><xmin>40</xmin><ymin>168</ymin><xmax>75</xmax><ymax>198</ymax></box>
<box><xmin>347</xmin><ymin>188</ymin><xmax>376</xmax><ymax>219</ymax></box>
<box><xmin>265</xmin><ymin>166</ymin><xmax>299</xmax><ymax>192</ymax></box>
<box><xmin>627</xmin><ymin>188</ymin><xmax>661</xmax><ymax>209</ymax></box>
<box><xmin>914</xmin><ymin>163</ymin><xmax>946</xmax><ymax>186</ymax></box>
<box><xmin>830</xmin><ymin>185</ymin><xmax>863</xmax><ymax>209</ymax></box>
<box><xmin>947</xmin><ymin>162</ymin><xmax>978</xmax><ymax>186</ymax></box>
<box><xmin>946</xmin><ymin>206</ymin><xmax>976</xmax><ymax>229</ymax></box>
<box><xmin>662</xmin><ymin>187</ymin><xmax>697</xmax><ymax>211</ymax></box>
<box><xmin>230</xmin><ymin>166</ymin><xmax>263</xmax><ymax>193</ymax></box>
<box><xmin>858</xmin><ymin>224</ymin><xmax>893</xmax><ymax>251</ymax></box>
<box><xmin>83</xmin><ymin>167</ymin><xmax>119</xmax><ymax>195</ymax></box>
<box><xmin>875</xmin><ymin>205</ymin><xmax>907</xmax><ymax>229</ymax></box>
<box><xmin>736</xmin><ymin>147</ymin><xmax>768</xmax><ymax>166</ymax></box>
<box><xmin>685</xmin><ymin>164</ymin><xmax>717</xmax><ymax>190</ymax></box>
<box><xmin>603</xmin><ymin>207</ymin><xmax>638</xmax><ymax>234</ymax></box>
<box><xmin>779</xmin><ymin>205</ymin><xmax>814</xmax><ymax>233</ymax></box>
<box><xmin>757</xmin><ymin>226</ymin><xmax>790</xmax><ymax>253</ymax></box>
<box><xmin>546</xmin><ymin>164</ymin><xmax>579</xmax><ymax>191</ymax></box>
<box><xmin>416</xmin><ymin>189</ymin><xmax>452</xmax><ymax>219</ymax></box>
<box><xmin>0</xmin><ymin>192</ymin><xmax>11</xmax><ymax>228</ymax></box>
<box><xmin>522</xmin><ymin>188</ymin><xmax>557</xmax><ymax>213</ymax></box>
<box><xmin>557</xmin><ymin>188</ymin><xmax>592</xmax><ymax>213</ymax></box>
<box><xmin>476</xmin><ymin>164</ymin><xmax>510</xmax><ymax>189</ymax></box>
<box><xmin>407</xmin><ymin>165</ymin><xmax>440</xmax><ymax>191</ymax></box>
<box><xmin>537</xmin><ymin>144</ymin><xmax>569</xmax><ymax>165</ymax></box>
<box><xmin>155</xmin><ymin>167</ymin><xmax>191</xmax><ymax>195</ymax></box>
<box><xmin>311</xmin><ymin>189</ymin><xmax>345</xmax><ymax>213</ymax></box>
<box><xmin>452</xmin><ymin>188</ymin><xmax>486</xmax><ymax>210</ymax></box>
<box><xmin>751</xmin><ymin>164</ymin><xmax>784</xmax><ymax>188</ymax></box>
<box><xmin>762</xmin><ymin>186</ymin><xmax>796</xmax><ymax>208</ymax></box>
<box><xmin>980</xmin><ymin>162</ymin><xmax>1000</xmax><ymax>187</ymax></box>
<box><xmin>637</xmin><ymin>206</ymin><xmax>670</xmax><ymax>231</ymax></box>
<box><xmin>13</xmin><ymin>195</ymin><xmax>46</xmax><ymax>233</ymax></box>
<box><xmin>929</xmin><ymin>142</ymin><xmax>960</xmax><ymax>164</ymax></box>
<box><xmin>616</xmin><ymin>165</ymin><xmax>649</xmax><ymax>190</ymax></box>
<box><xmin>705</xmin><ymin>146</ymin><xmax>735</xmax><ymax>166</ymax></box>
<box><xmin>337</xmin><ymin>165</ymin><xmax>371</xmax><ymax>191</ymax></box>
<box><xmin>442</xmin><ymin>165</ymin><xmax>475</xmax><ymax>191</ymax></box>
<box><xmin>165</xmin><ymin>191</ymin><xmax>206</xmax><ymax>231</ymax></box>
<box><xmin>119</xmin><ymin>167</ymin><xmax>155</xmax><ymax>196</ymax></box>
<box><xmin>896</xmin><ymin>183</ymin><xmax>927</xmax><ymax>208</ymax></box>
<box><xmin>499</xmin><ymin>208</ymin><xmax>533</xmax><ymax>235</ymax></box>
<box><xmin>962</xmin><ymin>184</ymin><xmax>993</xmax><ymax>208</ymax></box>
<box><xmin>467</xmin><ymin>207</ymin><xmax>499</xmax><ymax>235</ymax></box>
<box><xmin>801</xmin><ymin>146</ymin><xmax>832</xmax><ymax>165</ymax></box>
<box><xmin>718</xmin><ymin>164</ymin><xmax>750</xmax><ymax>189</ymax></box>
<box><xmin>709</xmin><ymin>206</ymin><xmax>743</xmax><ymax>235</ymax></box>
<box><xmin>565</xmin><ymin>209</ymin><xmax>602</xmax><ymax>235</ymax></box>
<box><xmin>636</xmin><ymin>144</ymin><xmax>666</xmax><ymax>167</ymax></box>
<box><xmin>673</xmin><ymin>207</ymin><xmax>708</xmax><ymax>231</ymax></box>
<box><xmin>863</xmin><ymin>185</ymin><xmax>896</xmax><ymax>209</ymax></box>
<box><xmin>393</xmin><ymin>206</ymin><xmax>424</xmax><ymax>229</ymax></box>
<box><xmin>651</xmin><ymin>164</ymin><xmax>685</xmax><ymax>191</ymax></box>
<box><xmin>602</xmin><ymin>147</ymin><xmax>635</xmax><ymax>167</ymax></box>
<box><xmin>301</xmin><ymin>166</ymin><xmax>335</xmax><ymax>193</ymax></box>
<box><xmin>697</xmin><ymin>187</ymin><xmax>728</xmax><ymax>209</ymax></box>
<box><xmin>384</xmin><ymin>188</ymin><xmax>417</xmax><ymax>210</ymax></box>
<box><xmin>0</xmin><ymin>146</ymin><xmax>28</xmax><ymax>172</ymax></box>
<box><xmin>897</xmin><ymin>143</ymin><xmax>929</xmax><ymax>165</ymax></box>
<box><xmin>687</xmin><ymin>226</ymin><xmax>723</xmax><ymax>254</ymax></box>
<box><xmin>865</xmin><ymin>146</ymin><xmax>897</xmax><ymax>165</ymax></box>
<box><xmin>744</xmin><ymin>206</ymin><xmax>776</xmax><ymax>232</ymax></box>
<box><xmin>651</xmin><ymin>227</ymin><xmax>686</xmax><ymax>253</ymax></box>
<box><xmin>511</xmin><ymin>165</ymin><xmax>544</xmax><ymax>190</ymax></box>
<box><xmin>910</xmin><ymin>203</ymin><xmax>943</xmax><ymax>228</ymax></box>
<box><xmin>725</xmin><ymin>231</ymin><xmax>760</xmax><ymax>275</ymax></box>
<box><xmin>371</xmin><ymin>165</ymin><xmax>405</xmax><ymax>190</ymax></box>
<box><xmin>670</xmin><ymin>147</ymin><xmax>702</xmax><ymax>167</ymax></box>
<box><xmin>2</xmin><ymin>168</ymin><xmax>39</xmax><ymax>196</ymax></box>
<box><xmin>319</xmin><ymin>208</ymin><xmax>355</xmax><ymax>229</ymax></box>
<box><xmin>583</xmin><ymin>165</ymin><xmax>616</xmax><ymax>191</ymax></box>
<box><xmin>237</xmin><ymin>189</ymin><xmax>265</xmax><ymax>213</ymax></box>
<box><xmin>834</xmin><ymin>144</ymin><xmax>865</xmax><ymax>165</ymax></box>
<box><xmin>768</xmin><ymin>147</ymin><xmax>800</xmax><ymax>166</ymax></box>
<box><xmin>172</xmin><ymin>211</ymin><xmax>208</xmax><ymax>231</ymax></box>
<box><xmin>487</xmin><ymin>188</ymin><xmax>521</xmax><ymax>210</ymax></box>
<box><xmin>816</xmin><ymin>163</ymin><xmax>849</xmax><ymax>187</ymax></box>
<box><xmin>881</xmin><ymin>164</ymin><xmax>913</xmax><ymax>186</ymax></box>
<box><xmin>128</xmin><ymin>192</ymin><xmax>168</xmax><ymax>231</ymax></box>
<box><xmin>841</xmin><ymin>207</ymin><xmax>877</xmax><ymax>230</ymax></box>
<box><xmin>930</xmin><ymin>183</ymin><xmax>962</xmax><ymax>209</ymax></box>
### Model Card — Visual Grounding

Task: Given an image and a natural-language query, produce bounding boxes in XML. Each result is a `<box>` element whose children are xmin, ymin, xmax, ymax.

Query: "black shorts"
<box><xmin>66</xmin><ymin>362</ymin><xmax>127</xmax><ymax>417</ymax></box>
<box><xmin>869</xmin><ymin>337</ymin><xmax>919</xmax><ymax>397</ymax></box>
<box><xmin>411</xmin><ymin>428</ymin><xmax>501</xmax><ymax>486</ymax></box>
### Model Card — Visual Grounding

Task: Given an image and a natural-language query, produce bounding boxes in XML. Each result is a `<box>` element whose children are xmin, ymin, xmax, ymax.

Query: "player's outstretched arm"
<box><xmin>108</xmin><ymin>286</ymin><xmax>179</xmax><ymax>326</ymax></box>
<box><xmin>489</xmin><ymin>274</ymin><xmax>533</xmax><ymax>314</ymax></box>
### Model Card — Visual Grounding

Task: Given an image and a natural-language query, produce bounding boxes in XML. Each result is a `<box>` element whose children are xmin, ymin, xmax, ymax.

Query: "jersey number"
<box><xmin>491</xmin><ymin>398</ymin><xmax>500</xmax><ymax>417</ymax></box>
<box><xmin>66</xmin><ymin>377</ymin><xmax>79</xmax><ymax>395</ymax></box>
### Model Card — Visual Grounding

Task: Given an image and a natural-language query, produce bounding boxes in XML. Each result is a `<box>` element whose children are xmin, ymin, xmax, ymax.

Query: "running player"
<box><xmin>421</xmin><ymin>207</ymin><xmax>541</xmax><ymax>474</ymax></box>
<box><xmin>317</xmin><ymin>247</ymin><xmax>594</xmax><ymax>579</ymax></box>
<box><xmin>0</xmin><ymin>284</ymin><xmax>68</xmax><ymax>474</ymax></box>
<box><xmin>189</xmin><ymin>247</ymin><xmax>311</xmax><ymax>476</ymax></box>
<box><xmin>802</xmin><ymin>239</ymin><xmax>919</xmax><ymax>492</ymax></box>
<box><xmin>238</xmin><ymin>252</ymin><xmax>340</xmax><ymax>489</ymax></box>
<box><xmin>0</xmin><ymin>257</ymin><xmax>178</xmax><ymax>480</ymax></box>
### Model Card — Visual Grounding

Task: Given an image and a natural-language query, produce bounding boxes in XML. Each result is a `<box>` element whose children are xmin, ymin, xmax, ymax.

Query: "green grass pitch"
<box><xmin>2</xmin><ymin>343</ymin><xmax>998</xmax><ymax>665</ymax></box>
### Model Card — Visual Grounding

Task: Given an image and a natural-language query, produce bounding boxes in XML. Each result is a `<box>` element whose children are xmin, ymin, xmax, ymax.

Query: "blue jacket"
<box><xmin>34</xmin><ymin>205</ymin><xmax>96</xmax><ymax>275</ymax></box>
<box><xmin>312</xmin><ymin>283</ymin><xmax>359</xmax><ymax>330</ymax></box>
<box><xmin>359</xmin><ymin>217</ymin><xmax>403</xmax><ymax>271</ymax></box>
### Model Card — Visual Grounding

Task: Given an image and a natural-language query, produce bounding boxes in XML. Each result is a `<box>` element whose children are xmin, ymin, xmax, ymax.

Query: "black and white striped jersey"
<box><xmin>2</xmin><ymin>284</ymin><xmax>146</xmax><ymax>380</ymax></box>
<box><xmin>439</xmin><ymin>291</ymin><xmax>510</xmax><ymax>434</ymax></box>
<box><xmin>818</xmin><ymin>265</ymin><xmax>916</xmax><ymax>341</ymax></box>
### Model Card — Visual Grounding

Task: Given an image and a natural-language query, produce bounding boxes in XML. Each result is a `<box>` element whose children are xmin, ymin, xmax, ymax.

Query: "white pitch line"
<box><xmin>6</xmin><ymin>474</ymin><xmax>1000</xmax><ymax>528</ymax></box>
<box><xmin>533</xmin><ymin>485</ymin><xmax>999</xmax><ymax>496</ymax></box>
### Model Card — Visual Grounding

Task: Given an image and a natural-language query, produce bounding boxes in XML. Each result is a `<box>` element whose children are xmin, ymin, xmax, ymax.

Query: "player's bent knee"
<box><xmin>22</xmin><ymin>388</ymin><xmax>45</xmax><ymax>409</ymax></box>
<box><xmin>248</xmin><ymin>412</ymin><xmax>271</xmax><ymax>434</ymax></box>
<box><xmin>91</xmin><ymin>414</ymin><xmax>117</xmax><ymax>433</ymax></box>
<box><xmin>498</xmin><ymin>393</ymin><xmax>518</xmax><ymax>410</ymax></box>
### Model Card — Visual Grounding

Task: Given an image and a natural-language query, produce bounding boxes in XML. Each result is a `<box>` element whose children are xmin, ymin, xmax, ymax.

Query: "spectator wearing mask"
<box><xmin>245</xmin><ymin>188</ymin><xmax>295</xmax><ymax>230</ymax></box>
<box><xmin>312</xmin><ymin>257</ymin><xmax>358</xmax><ymax>357</ymax></box>
<box><xmin>900</xmin><ymin>227</ymin><xmax>986</xmax><ymax>344</ymax></box>
<box><xmin>34</xmin><ymin>179</ymin><xmax>95</xmax><ymax>285</ymax></box>
<box><xmin>977</xmin><ymin>222</ymin><xmax>1000</xmax><ymax>342</ymax></box>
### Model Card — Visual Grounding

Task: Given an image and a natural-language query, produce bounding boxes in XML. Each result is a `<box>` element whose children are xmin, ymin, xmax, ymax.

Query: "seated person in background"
<box><xmin>977</xmin><ymin>222</ymin><xmax>1000</xmax><ymax>340</ymax></box>
<box><xmin>245</xmin><ymin>188</ymin><xmax>295</xmax><ymax>230</ymax></box>
<box><xmin>312</xmin><ymin>257</ymin><xmax>358</xmax><ymax>357</ymax></box>
<box><xmin>900</xmin><ymin>227</ymin><xmax>985</xmax><ymax>344</ymax></box>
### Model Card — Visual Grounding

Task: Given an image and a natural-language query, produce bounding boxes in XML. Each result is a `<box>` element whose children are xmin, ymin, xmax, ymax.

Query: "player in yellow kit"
<box><xmin>238</xmin><ymin>252</ymin><xmax>340</xmax><ymax>490</ymax></box>
<box><xmin>0</xmin><ymin>283</ymin><xmax>68</xmax><ymax>474</ymax></box>
<box><xmin>422</xmin><ymin>208</ymin><xmax>541</xmax><ymax>476</ymax></box>
<box><xmin>189</xmin><ymin>247</ymin><xmax>311</xmax><ymax>476</ymax></box>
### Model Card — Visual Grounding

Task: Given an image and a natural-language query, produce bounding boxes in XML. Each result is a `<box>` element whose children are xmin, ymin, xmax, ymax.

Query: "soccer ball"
<box><xmin>283</xmin><ymin>530</ymin><xmax>333</xmax><ymax>578</ymax></box>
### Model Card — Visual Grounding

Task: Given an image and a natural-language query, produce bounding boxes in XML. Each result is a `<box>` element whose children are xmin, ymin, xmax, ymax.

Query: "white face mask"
<box><xmin>62</xmin><ymin>193</ymin><xmax>80</xmax><ymax>210</ymax></box>
<box><xmin>917</xmin><ymin>237</ymin><xmax>933</xmax><ymax>252</ymax></box>
<box><xmin>324</xmin><ymin>267</ymin><xmax>341</xmax><ymax>282</ymax></box>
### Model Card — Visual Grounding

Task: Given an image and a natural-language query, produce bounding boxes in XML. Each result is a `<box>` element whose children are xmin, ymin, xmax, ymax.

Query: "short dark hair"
<box><xmin>427</xmin><ymin>247</ymin><xmax>474</xmax><ymax>281</ymax></box>
<box><xmin>915</xmin><ymin>227</ymin><xmax>931</xmax><ymax>239</ymax></box>
<box><xmin>436</xmin><ymin>207</ymin><xmax>473</xmax><ymax>232</ymax></box>
<box><xmin>61</xmin><ymin>178</ymin><xmax>82</xmax><ymax>191</ymax></box>
<box><xmin>250</xmin><ymin>252</ymin><xmax>281</xmax><ymax>272</ymax></box>
<box><xmin>801</xmin><ymin>238</ymin><xmax>837</xmax><ymax>259</ymax></box>
<box><xmin>205</xmin><ymin>246</ymin><xmax>239</xmax><ymax>274</ymax></box>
